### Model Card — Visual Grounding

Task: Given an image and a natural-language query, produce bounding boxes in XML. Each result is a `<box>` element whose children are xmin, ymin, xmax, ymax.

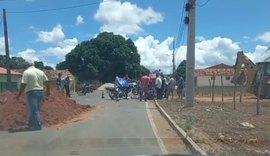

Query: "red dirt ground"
<box><xmin>0</xmin><ymin>90</ymin><xmax>93</xmax><ymax>130</ymax></box>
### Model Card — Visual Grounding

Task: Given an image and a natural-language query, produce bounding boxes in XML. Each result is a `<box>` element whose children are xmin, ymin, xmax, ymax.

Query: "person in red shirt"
<box><xmin>140</xmin><ymin>75</ymin><xmax>150</xmax><ymax>101</ymax></box>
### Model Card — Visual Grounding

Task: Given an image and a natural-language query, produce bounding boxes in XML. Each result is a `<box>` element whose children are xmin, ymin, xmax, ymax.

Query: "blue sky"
<box><xmin>0</xmin><ymin>0</ymin><xmax>270</xmax><ymax>73</ymax></box>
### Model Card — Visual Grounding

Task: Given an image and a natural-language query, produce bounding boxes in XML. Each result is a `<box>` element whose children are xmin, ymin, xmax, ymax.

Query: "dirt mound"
<box><xmin>97</xmin><ymin>83</ymin><xmax>114</xmax><ymax>91</ymax></box>
<box><xmin>0</xmin><ymin>90</ymin><xmax>93</xmax><ymax>130</ymax></box>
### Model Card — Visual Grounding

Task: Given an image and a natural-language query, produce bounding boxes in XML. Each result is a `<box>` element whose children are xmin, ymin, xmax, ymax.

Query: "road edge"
<box><xmin>154</xmin><ymin>100</ymin><xmax>207</xmax><ymax>156</ymax></box>
<box><xmin>145</xmin><ymin>102</ymin><xmax>168</xmax><ymax>154</ymax></box>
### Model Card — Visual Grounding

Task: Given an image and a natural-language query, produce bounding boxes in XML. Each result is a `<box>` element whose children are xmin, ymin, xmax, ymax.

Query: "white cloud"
<box><xmin>17</xmin><ymin>48</ymin><xmax>40</xmax><ymax>62</ymax></box>
<box><xmin>135</xmin><ymin>36</ymin><xmax>243</xmax><ymax>73</ymax></box>
<box><xmin>245</xmin><ymin>45</ymin><xmax>270</xmax><ymax>63</ymax></box>
<box><xmin>134</xmin><ymin>35</ymin><xmax>174</xmax><ymax>74</ymax></box>
<box><xmin>195</xmin><ymin>36</ymin><xmax>205</xmax><ymax>42</ymax></box>
<box><xmin>0</xmin><ymin>37</ymin><xmax>5</xmax><ymax>55</ymax></box>
<box><xmin>76</xmin><ymin>15</ymin><xmax>84</xmax><ymax>25</ymax></box>
<box><xmin>17</xmin><ymin>37</ymin><xmax>78</xmax><ymax>67</ymax></box>
<box><xmin>41</xmin><ymin>38</ymin><xmax>78</xmax><ymax>60</ymax></box>
<box><xmin>256</xmin><ymin>31</ymin><xmax>270</xmax><ymax>43</ymax></box>
<box><xmin>37</xmin><ymin>24</ymin><xmax>65</xmax><ymax>44</ymax></box>
<box><xmin>194</xmin><ymin>37</ymin><xmax>241</xmax><ymax>68</ymax></box>
<box><xmin>94</xmin><ymin>0</ymin><xmax>163</xmax><ymax>35</ymax></box>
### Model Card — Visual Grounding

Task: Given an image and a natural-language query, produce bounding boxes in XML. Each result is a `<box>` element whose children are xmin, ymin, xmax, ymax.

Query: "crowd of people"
<box><xmin>138</xmin><ymin>72</ymin><xmax>185</xmax><ymax>101</ymax></box>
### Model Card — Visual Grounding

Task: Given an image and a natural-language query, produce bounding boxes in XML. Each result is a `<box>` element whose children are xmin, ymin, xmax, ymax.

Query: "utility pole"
<box><xmin>3</xmin><ymin>9</ymin><xmax>11</xmax><ymax>91</ymax></box>
<box><xmin>185</xmin><ymin>0</ymin><xmax>196</xmax><ymax>107</ymax></box>
<box><xmin>172</xmin><ymin>39</ymin><xmax>175</xmax><ymax>75</ymax></box>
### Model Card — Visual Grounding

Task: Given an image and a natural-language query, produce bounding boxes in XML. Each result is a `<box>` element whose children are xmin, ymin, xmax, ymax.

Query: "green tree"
<box><xmin>34</xmin><ymin>61</ymin><xmax>44</xmax><ymax>69</ymax></box>
<box><xmin>10</xmin><ymin>57</ymin><xmax>29</xmax><ymax>69</ymax></box>
<box><xmin>64</xmin><ymin>32</ymin><xmax>146</xmax><ymax>82</ymax></box>
<box><xmin>43</xmin><ymin>66</ymin><xmax>54</xmax><ymax>70</ymax></box>
<box><xmin>176</xmin><ymin>60</ymin><xmax>186</xmax><ymax>79</ymax></box>
<box><xmin>0</xmin><ymin>55</ymin><xmax>29</xmax><ymax>69</ymax></box>
<box><xmin>56</xmin><ymin>61</ymin><xmax>68</xmax><ymax>70</ymax></box>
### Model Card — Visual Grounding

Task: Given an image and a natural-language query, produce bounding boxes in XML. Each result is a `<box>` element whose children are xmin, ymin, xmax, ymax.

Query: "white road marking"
<box><xmin>145</xmin><ymin>102</ymin><xmax>168</xmax><ymax>154</ymax></box>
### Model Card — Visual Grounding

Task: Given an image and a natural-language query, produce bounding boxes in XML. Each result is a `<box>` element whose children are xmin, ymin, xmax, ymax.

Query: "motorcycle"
<box><xmin>77</xmin><ymin>83</ymin><xmax>95</xmax><ymax>96</ymax></box>
<box><xmin>127</xmin><ymin>81</ymin><xmax>140</xmax><ymax>95</ymax></box>
<box><xmin>105</xmin><ymin>86</ymin><xmax>127</xmax><ymax>100</ymax></box>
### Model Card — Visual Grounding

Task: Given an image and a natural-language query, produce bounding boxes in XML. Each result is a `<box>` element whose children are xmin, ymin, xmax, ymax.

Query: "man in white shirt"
<box><xmin>155</xmin><ymin>73</ymin><xmax>162</xmax><ymax>99</ymax></box>
<box><xmin>16</xmin><ymin>62</ymin><xmax>50</xmax><ymax>131</ymax></box>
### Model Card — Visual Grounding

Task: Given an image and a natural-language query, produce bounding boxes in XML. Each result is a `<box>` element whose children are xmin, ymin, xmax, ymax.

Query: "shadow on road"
<box><xmin>8</xmin><ymin>126</ymin><xmax>42</xmax><ymax>133</ymax></box>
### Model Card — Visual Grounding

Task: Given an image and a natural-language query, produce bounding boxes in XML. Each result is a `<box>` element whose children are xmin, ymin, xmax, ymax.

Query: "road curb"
<box><xmin>154</xmin><ymin>100</ymin><xmax>207</xmax><ymax>156</ymax></box>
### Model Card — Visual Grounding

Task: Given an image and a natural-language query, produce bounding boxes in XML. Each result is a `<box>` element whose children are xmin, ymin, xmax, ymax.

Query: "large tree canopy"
<box><xmin>176</xmin><ymin>60</ymin><xmax>186</xmax><ymax>79</ymax></box>
<box><xmin>60</xmin><ymin>32</ymin><xmax>149</xmax><ymax>82</ymax></box>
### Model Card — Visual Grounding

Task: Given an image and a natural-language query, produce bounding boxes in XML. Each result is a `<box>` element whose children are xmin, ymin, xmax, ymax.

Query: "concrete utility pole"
<box><xmin>185</xmin><ymin>0</ymin><xmax>196</xmax><ymax>106</ymax></box>
<box><xmin>3</xmin><ymin>9</ymin><xmax>11</xmax><ymax>91</ymax></box>
<box><xmin>172</xmin><ymin>39</ymin><xmax>175</xmax><ymax>75</ymax></box>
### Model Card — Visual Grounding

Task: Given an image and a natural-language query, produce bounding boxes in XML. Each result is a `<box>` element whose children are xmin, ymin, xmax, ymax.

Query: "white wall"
<box><xmin>196</xmin><ymin>75</ymin><xmax>234</xmax><ymax>87</ymax></box>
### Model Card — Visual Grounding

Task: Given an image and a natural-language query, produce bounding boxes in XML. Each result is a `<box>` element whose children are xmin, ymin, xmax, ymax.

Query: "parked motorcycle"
<box><xmin>77</xmin><ymin>83</ymin><xmax>95</xmax><ymax>96</ymax></box>
<box><xmin>105</xmin><ymin>86</ymin><xmax>127</xmax><ymax>100</ymax></box>
<box><xmin>127</xmin><ymin>82</ymin><xmax>139</xmax><ymax>95</ymax></box>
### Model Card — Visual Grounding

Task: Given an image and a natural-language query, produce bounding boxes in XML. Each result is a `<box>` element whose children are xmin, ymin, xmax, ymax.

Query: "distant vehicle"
<box><xmin>77</xmin><ymin>82</ymin><xmax>95</xmax><ymax>96</ymax></box>
<box><xmin>231</xmin><ymin>51</ymin><xmax>270</xmax><ymax>98</ymax></box>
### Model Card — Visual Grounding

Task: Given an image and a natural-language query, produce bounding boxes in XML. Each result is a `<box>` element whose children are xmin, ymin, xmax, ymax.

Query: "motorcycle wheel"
<box><xmin>108</xmin><ymin>91</ymin><xmax>116</xmax><ymax>100</ymax></box>
<box><xmin>131</xmin><ymin>87</ymin><xmax>139</xmax><ymax>95</ymax></box>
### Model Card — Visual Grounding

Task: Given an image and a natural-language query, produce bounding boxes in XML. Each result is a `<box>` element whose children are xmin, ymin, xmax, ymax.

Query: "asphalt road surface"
<box><xmin>0</xmin><ymin>91</ymin><xmax>190</xmax><ymax>156</ymax></box>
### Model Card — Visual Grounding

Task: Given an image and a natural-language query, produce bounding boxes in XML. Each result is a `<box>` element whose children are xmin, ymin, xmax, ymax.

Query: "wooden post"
<box><xmin>239</xmin><ymin>83</ymin><xmax>243</xmax><ymax>103</ymax></box>
<box><xmin>211</xmin><ymin>76</ymin><xmax>215</xmax><ymax>103</ymax></box>
<box><xmin>209</xmin><ymin>79</ymin><xmax>212</xmax><ymax>98</ymax></box>
<box><xmin>233</xmin><ymin>84</ymin><xmax>236</xmax><ymax>110</ymax></box>
<box><xmin>221</xmin><ymin>75</ymin><xmax>224</xmax><ymax>105</ymax></box>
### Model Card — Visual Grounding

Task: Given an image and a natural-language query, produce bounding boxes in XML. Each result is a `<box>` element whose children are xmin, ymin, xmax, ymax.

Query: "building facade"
<box><xmin>195</xmin><ymin>64</ymin><xmax>235</xmax><ymax>87</ymax></box>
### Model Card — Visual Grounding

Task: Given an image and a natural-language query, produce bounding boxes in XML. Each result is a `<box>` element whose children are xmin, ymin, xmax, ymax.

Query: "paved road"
<box><xmin>0</xmin><ymin>91</ymin><xmax>165</xmax><ymax>156</ymax></box>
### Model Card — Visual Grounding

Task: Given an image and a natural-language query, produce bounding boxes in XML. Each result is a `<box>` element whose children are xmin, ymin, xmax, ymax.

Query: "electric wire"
<box><xmin>175</xmin><ymin>0</ymin><xmax>186</xmax><ymax>47</ymax></box>
<box><xmin>197</xmin><ymin>0</ymin><xmax>210</xmax><ymax>7</ymax></box>
<box><xmin>8</xmin><ymin>1</ymin><xmax>108</xmax><ymax>14</ymax></box>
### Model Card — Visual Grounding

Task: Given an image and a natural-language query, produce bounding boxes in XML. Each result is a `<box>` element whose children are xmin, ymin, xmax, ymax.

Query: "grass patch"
<box><xmin>180</xmin><ymin>115</ymin><xmax>197</xmax><ymax>132</ymax></box>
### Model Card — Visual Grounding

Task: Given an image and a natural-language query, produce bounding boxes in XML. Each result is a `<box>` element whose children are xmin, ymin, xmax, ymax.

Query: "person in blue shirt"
<box><xmin>177</xmin><ymin>76</ymin><xmax>185</xmax><ymax>99</ymax></box>
<box><xmin>56</xmin><ymin>72</ymin><xmax>62</xmax><ymax>91</ymax></box>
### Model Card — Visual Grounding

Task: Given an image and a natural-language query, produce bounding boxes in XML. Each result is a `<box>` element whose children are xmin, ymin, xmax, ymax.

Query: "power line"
<box><xmin>175</xmin><ymin>0</ymin><xmax>186</xmax><ymax>47</ymax></box>
<box><xmin>197</xmin><ymin>0</ymin><xmax>210</xmax><ymax>7</ymax></box>
<box><xmin>8</xmin><ymin>1</ymin><xmax>105</xmax><ymax>14</ymax></box>
<box><xmin>179</xmin><ymin>25</ymin><xmax>187</xmax><ymax>47</ymax></box>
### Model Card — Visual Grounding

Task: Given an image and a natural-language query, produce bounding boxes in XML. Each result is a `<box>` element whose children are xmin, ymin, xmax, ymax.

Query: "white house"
<box><xmin>195</xmin><ymin>64</ymin><xmax>235</xmax><ymax>87</ymax></box>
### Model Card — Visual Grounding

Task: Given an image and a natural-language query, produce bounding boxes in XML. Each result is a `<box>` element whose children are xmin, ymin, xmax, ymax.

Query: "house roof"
<box><xmin>195</xmin><ymin>63</ymin><xmax>235</xmax><ymax>77</ymax></box>
<box><xmin>195</xmin><ymin>68</ymin><xmax>234</xmax><ymax>77</ymax></box>
<box><xmin>206</xmin><ymin>63</ymin><xmax>233</xmax><ymax>69</ymax></box>
<box><xmin>0</xmin><ymin>67</ymin><xmax>22</xmax><ymax>76</ymax></box>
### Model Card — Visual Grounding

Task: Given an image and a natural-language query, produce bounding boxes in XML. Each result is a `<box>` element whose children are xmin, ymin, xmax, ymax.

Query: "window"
<box><xmin>226</xmin><ymin>76</ymin><xmax>230</xmax><ymax>80</ymax></box>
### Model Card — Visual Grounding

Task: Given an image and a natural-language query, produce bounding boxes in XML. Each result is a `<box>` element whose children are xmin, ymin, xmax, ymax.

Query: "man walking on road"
<box><xmin>16</xmin><ymin>62</ymin><xmax>50</xmax><ymax>131</ymax></box>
